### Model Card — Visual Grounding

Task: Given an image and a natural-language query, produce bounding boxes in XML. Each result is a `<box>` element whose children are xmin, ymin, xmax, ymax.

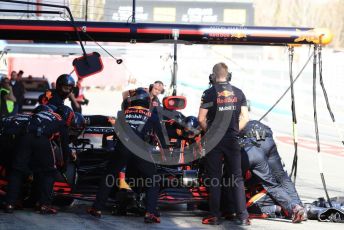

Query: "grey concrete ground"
<box><xmin>1</xmin><ymin>91</ymin><xmax>344</xmax><ymax>229</ymax></box>
<box><xmin>1</xmin><ymin>203</ymin><xmax>343</xmax><ymax>230</ymax></box>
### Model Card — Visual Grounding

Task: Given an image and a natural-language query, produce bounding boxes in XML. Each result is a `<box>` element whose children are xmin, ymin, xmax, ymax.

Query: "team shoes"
<box><xmin>202</xmin><ymin>216</ymin><xmax>220</xmax><ymax>225</ymax></box>
<box><xmin>4</xmin><ymin>203</ymin><xmax>57</xmax><ymax>215</ymax></box>
<box><xmin>37</xmin><ymin>205</ymin><xmax>58</xmax><ymax>215</ymax></box>
<box><xmin>292</xmin><ymin>204</ymin><xmax>306</xmax><ymax>223</ymax></box>
<box><xmin>144</xmin><ymin>212</ymin><xmax>161</xmax><ymax>223</ymax></box>
<box><xmin>202</xmin><ymin>215</ymin><xmax>252</xmax><ymax>225</ymax></box>
<box><xmin>87</xmin><ymin>207</ymin><xmax>161</xmax><ymax>224</ymax></box>
<box><xmin>202</xmin><ymin>205</ymin><xmax>307</xmax><ymax>225</ymax></box>
<box><xmin>87</xmin><ymin>207</ymin><xmax>102</xmax><ymax>218</ymax></box>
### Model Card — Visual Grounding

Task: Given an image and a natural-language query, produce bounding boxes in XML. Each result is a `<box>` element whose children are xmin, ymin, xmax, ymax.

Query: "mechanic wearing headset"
<box><xmin>198</xmin><ymin>62</ymin><xmax>250</xmax><ymax>225</ymax></box>
<box><xmin>149</xmin><ymin>81</ymin><xmax>165</xmax><ymax>107</ymax></box>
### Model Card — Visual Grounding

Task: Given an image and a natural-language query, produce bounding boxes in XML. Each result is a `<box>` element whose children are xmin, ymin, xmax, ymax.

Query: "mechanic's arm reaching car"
<box><xmin>69</xmin><ymin>92</ymin><xmax>81</xmax><ymax>111</ymax></box>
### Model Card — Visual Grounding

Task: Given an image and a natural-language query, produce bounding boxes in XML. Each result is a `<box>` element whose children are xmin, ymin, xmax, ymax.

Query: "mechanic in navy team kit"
<box><xmin>0</xmin><ymin>113</ymin><xmax>32</xmax><ymax>171</ymax></box>
<box><xmin>88</xmin><ymin>88</ymin><xmax>162</xmax><ymax>224</ymax></box>
<box><xmin>4</xmin><ymin>105</ymin><xmax>75</xmax><ymax>214</ymax></box>
<box><xmin>198</xmin><ymin>62</ymin><xmax>250</xmax><ymax>225</ymax></box>
<box><xmin>39</xmin><ymin>74</ymin><xmax>75</xmax><ymax>107</ymax></box>
<box><xmin>0</xmin><ymin>105</ymin><xmax>65</xmax><ymax>171</ymax></box>
<box><xmin>239</xmin><ymin>120</ymin><xmax>306</xmax><ymax>222</ymax></box>
<box><xmin>149</xmin><ymin>81</ymin><xmax>165</xmax><ymax>107</ymax></box>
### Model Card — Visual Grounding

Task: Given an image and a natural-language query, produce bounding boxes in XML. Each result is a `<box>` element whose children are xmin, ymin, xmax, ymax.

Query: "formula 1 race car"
<box><xmin>0</xmin><ymin>96</ymin><xmax>271</xmax><ymax>218</ymax></box>
<box><xmin>56</xmin><ymin>96</ymin><xmax>208</xmax><ymax>211</ymax></box>
<box><xmin>0</xmin><ymin>96</ymin><xmax>209</xmax><ymax>214</ymax></box>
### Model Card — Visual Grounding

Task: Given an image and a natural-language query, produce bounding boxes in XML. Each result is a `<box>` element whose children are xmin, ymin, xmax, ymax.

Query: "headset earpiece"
<box><xmin>150</xmin><ymin>82</ymin><xmax>165</xmax><ymax>94</ymax></box>
<box><xmin>209</xmin><ymin>73</ymin><xmax>215</xmax><ymax>85</ymax></box>
<box><xmin>227</xmin><ymin>72</ymin><xmax>232</xmax><ymax>82</ymax></box>
<box><xmin>149</xmin><ymin>84</ymin><xmax>153</xmax><ymax>92</ymax></box>
<box><xmin>209</xmin><ymin>72</ymin><xmax>231</xmax><ymax>85</ymax></box>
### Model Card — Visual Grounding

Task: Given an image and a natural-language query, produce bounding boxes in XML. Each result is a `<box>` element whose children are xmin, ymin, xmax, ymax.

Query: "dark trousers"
<box><xmin>264</xmin><ymin>137</ymin><xmax>302</xmax><ymax>206</ymax></box>
<box><xmin>247</xmin><ymin>192</ymin><xmax>279</xmax><ymax>215</ymax></box>
<box><xmin>242</xmin><ymin>137</ymin><xmax>302</xmax><ymax>212</ymax></box>
<box><xmin>6</xmin><ymin>134</ymin><xmax>56</xmax><ymax>205</ymax></box>
<box><xmin>205</xmin><ymin>137</ymin><xmax>248</xmax><ymax>219</ymax></box>
<box><xmin>0</xmin><ymin>134</ymin><xmax>16</xmax><ymax>170</ymax></box>
<box><xmin>93</xmin><ymin>142</ymin><xmax>159</xmax><ymax>214</ymax></box>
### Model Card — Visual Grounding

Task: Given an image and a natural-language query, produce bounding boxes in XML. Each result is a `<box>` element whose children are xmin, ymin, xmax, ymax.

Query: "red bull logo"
<box><xmin>217</xmin><ymin>90</ymin><xmax>234</xmax><ymax>97</ymax></box>
<box><xmin>217</xmin><ymin>97</ymin><xmax>238</xmax><ymax>104</ymax></box>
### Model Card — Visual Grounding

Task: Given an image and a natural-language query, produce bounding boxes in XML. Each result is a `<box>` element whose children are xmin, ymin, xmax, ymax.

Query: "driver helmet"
<box><xmin>183</xmin><ymin>116</ymin><xmax>201</xmax><ymax>138</ymax></box>
<box><xmin>128</xmin><ymin>87</ymin><xmax>151</xmax><ymax>109</ymax></box>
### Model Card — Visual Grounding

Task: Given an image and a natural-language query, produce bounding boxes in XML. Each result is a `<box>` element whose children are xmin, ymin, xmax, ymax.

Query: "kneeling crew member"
<box><xmin>240</xmin><ymin>120</ymin><xmax>305</xmax><ymax>223</ymax></box>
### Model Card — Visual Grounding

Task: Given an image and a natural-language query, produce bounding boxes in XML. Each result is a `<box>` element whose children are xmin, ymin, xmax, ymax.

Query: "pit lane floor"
<box><xmin>1</xmin><ymin>203</ymin><xmax>343</xmax><ymax>230</ymax></box>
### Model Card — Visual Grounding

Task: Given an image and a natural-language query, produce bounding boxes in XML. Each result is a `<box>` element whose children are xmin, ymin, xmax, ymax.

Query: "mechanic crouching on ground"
<box><xmin>4</xmin><ymin>105</ymin><xmax>75</xmax><ymax>214</ymax></box>
<box><xmin>239</xmin><ymin>120</ymin><xmax>306</xmax><ymax>222</ymax></box>
<box><xmin>198</xmin><ymin>62</ymin><xmax>250</xmax><ymax>225</ymax></box>
<box><xmin>88</xmin><ymin>88</ymin><xmax>162</xmax><ymax>224</ymax></box>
